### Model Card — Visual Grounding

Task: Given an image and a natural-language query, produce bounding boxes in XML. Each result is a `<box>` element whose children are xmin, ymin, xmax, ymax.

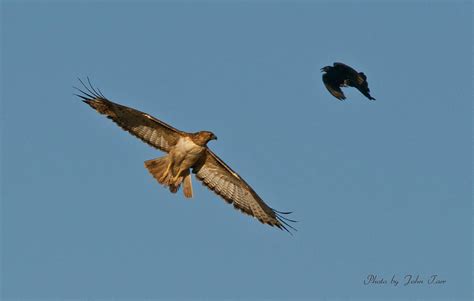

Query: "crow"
<box><xmin>321</xmin><ymin>62</ymin><xmax>376</xmax><ymax>100</ymax></box>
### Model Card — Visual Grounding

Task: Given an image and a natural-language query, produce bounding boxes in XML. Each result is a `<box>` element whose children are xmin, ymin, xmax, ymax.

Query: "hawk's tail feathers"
<box><xmin>145</xmin><ymin>156</ymin><xmax>173</xmax><ymax>185</ymax></box>
<box><xmin>144</xmin><ymin>157</ymin><xmax>193</xmax><ymax>198</ymax></box>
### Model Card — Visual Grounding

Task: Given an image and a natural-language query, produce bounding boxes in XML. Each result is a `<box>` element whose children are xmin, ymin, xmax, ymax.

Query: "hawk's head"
<box><xmin>192</xmin><ymin>131</ymin><xmax>217</xmax><ymax>146</ymax></box>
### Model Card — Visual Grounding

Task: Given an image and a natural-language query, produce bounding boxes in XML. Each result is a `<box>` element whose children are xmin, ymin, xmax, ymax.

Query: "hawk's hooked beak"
<box><xmin>212</xmin><ymin>134</ymin><xmax>218</xmax><ymax>140</ymax></box>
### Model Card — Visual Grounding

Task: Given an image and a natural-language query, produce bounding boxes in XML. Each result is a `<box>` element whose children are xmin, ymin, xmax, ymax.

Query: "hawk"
<box><xmin>75</xmin><ymin>79</ymin><xmax>295</xmax><ymax>232</ymax></box>
<box><xmin>321</xmin><ymin>62</ymin><xmax>376</xmax><ymax>100</ymax></box>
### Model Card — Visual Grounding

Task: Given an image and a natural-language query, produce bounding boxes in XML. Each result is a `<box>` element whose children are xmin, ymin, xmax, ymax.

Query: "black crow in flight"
<box><xmin>321</xmin><ymin>62</ymin><xmax>376</xmax><ymax>100</ymax></box>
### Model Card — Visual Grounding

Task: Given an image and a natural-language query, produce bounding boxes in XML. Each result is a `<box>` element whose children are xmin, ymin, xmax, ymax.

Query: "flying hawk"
<box><xmin>321</xmin><ymin>62</ymin><xmax>376</xmax><ymax>100</ymax></box>
<box><xmin>75</xmin><ymin>79</ymin><xmax>295</xmax><ymax>232</ymax></box>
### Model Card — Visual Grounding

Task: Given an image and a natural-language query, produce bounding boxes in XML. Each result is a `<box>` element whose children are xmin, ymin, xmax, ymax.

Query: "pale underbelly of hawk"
<box><xmin>144</xmin><ymin>136</ymin><xmax>205</xmax><ymax>198</ymax></box>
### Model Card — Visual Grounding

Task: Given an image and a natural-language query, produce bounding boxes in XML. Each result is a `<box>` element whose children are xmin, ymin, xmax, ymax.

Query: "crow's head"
<box><xmin>320</xmin><ymin>66</ymin><xmax>331</xmax><ymax>73</ymax></box>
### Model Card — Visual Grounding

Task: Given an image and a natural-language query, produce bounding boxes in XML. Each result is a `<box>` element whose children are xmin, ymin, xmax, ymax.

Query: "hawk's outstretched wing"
<box><xmin>75</xmin><ymin>80</ymin><xmax>182</xmax><ymax>152</ymax></box>
<box><xmin>193</xmin><ymin>149</ymin><xmax>296</xmax><ymax>233</ymax></box>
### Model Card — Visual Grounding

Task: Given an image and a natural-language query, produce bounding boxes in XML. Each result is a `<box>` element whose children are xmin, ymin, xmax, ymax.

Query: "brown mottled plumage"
<box><xmin>75</xmin><ymin>79</ymin><xmax>295</xmax><ymax>233</ymax></box>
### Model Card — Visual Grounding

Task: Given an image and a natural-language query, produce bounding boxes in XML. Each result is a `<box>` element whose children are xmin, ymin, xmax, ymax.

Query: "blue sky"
<box><xmin>1</xmin><ymin>1</ymin><xmax>472</xmax><ymax>300</ymax></box>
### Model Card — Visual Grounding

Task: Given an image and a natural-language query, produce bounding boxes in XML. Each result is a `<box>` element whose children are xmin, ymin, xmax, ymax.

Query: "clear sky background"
<box><xmin>1</xmin><ymin>1</ymin><xmax>472</xmax><ymax>300</ymax></box>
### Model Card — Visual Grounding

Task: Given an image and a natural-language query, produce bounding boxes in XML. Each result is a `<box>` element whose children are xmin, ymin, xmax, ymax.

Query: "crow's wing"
<box><xmin>322</xmin><ymin>73</ymin><xmax>346</xmax><ymax>100</ymax></box>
